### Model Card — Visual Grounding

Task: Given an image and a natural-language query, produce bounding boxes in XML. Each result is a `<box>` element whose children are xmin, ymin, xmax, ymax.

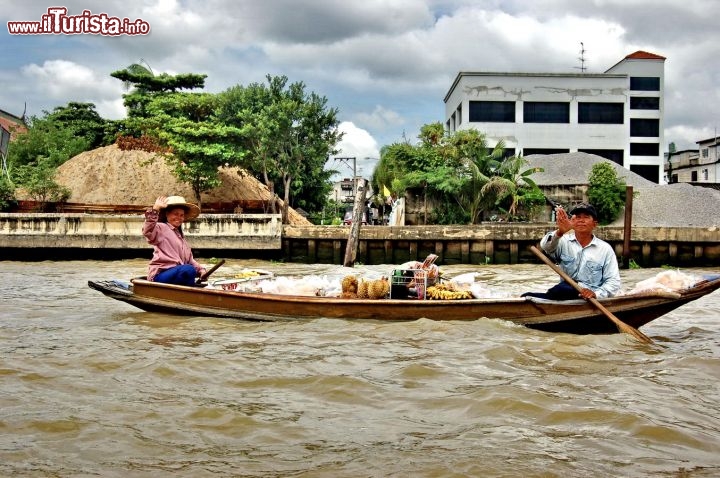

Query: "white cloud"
<box><xmin>2</xmin><ymin>0</ymin><xmax>719</xmax><ymax>159</ymax></box>
<box><xmin>352</xmin><ymin>106</ymin><xmax>405</xmax><ymax>132</ymax></box>
<box><xmin>95</xmin><ymin>98</ymin><xmax>127</xmax><ymax>120</ymax></box>
<box><xmin>328</xmin><ymin>122</ymin><xmax>380</xmax><ymax>180</ymax></box>
<box><xmin>21</xmin><ymin>60</ymin><xmax>124</xmax><ymax>114</ymax></box>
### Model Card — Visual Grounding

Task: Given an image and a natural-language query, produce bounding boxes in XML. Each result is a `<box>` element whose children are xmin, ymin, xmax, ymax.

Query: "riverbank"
<box><xmin>1</xmin><ymin>213</ymin><xmax>719</xmax><ymax>266</ymax></box>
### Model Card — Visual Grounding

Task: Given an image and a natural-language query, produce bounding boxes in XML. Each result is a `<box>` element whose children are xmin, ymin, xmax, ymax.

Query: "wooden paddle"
<box><xmin>530</xmin><ymin>246</ymin><xmax>653</xmax><ymax>344</ymax></box>
<box><xmin>197</xmin><ymin>259</ymin><xmax>226</xmax><ymax>284</ymax></box>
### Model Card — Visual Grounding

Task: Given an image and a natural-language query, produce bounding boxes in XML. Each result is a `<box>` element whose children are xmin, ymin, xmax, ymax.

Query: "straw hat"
<box><xmin>163</xmin><ymin>196</ymin><xmax>201</xmax><ymax>220</ymax></box>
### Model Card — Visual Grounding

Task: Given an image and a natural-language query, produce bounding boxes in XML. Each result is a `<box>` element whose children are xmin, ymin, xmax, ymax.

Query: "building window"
<box><xmin>502</xmin><ymin>148</ymin><xmax>516</xmax><ymax>159</ymax></box>
<box><xmin>630</xmin><ymin>97</ymin><xmax>660</xmax><ymax>110</ymax></box>
<box><xmin>702</xmin><ymin>148</ymin><xmax>708</xmax><ymax>158</ymax></box>
<box><xmin>578</xmin><ymin>103</ymin><xmax>624</xmax><ymax>124</ymax></box>
<box><xmin>691</xmin><ymin>171</ymin><xmax>698</xmax><ymax>182</ymax></box>
<box><xmin>469</xmin><ymin>101</ymin><xmax>515</xmax><ymax>122</ymax></box>
<box><xmin>630</xmin><ymin>164</ymin><xmax>660</xmax><ymax>184</ymax></box>
<box><xmin>523</xmin><ymin>102</ymin><xmax>570</xmax><ymax>123</ymax></box>
<box><xmin>457</xmin><ymin>105</ymin><xmax>462</xmax><ymax>125</ymax></box>
<box><xmin>703</xmin><ymin>169</ymin><xmax>709</xmax><ymax>180</ymax></box>
<box><xmin>630</xmin><ymin>143</ymin><xmax>660</xmax><ymax>156</ymax></box>
<box><xmin>630</xmin><ymin>119</ymin><xmax>660</xmax><ymax>137</ymax></box>
<box><xmin>671</xmin><ymin>174</ymin><xmax>678</xmax><ymax>183</ymax></box>
<box><xmin>523</xmin><ymin>148</ymin><xmax>570</xmax><ymax>156</ymax></box>
<box><xmin>630</xmin><ymin>77</ymin><xmax>660</xmax><ymax>91</ymax></box>
<box><xmin>579</xmin><ymin>149</ymin><xmax>624</xmax><ymax>165</ymax></box>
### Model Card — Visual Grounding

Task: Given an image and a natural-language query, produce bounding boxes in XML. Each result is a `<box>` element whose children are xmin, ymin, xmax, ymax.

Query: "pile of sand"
<box><xmin>526</xmin><ymin>153</ymin><xmax>720</xmax><ymax>227</ymax></box>
<box><xmin>53</xmin><ymin>144</ymin><xmax>311</xmax><ymax>226</ymax></box>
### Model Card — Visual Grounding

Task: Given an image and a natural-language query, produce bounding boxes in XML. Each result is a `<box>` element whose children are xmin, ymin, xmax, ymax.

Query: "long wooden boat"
<box><xmin>88</xmin><ymin>274</ymin><xmax>720</xmax><ymax>334</ymax></box>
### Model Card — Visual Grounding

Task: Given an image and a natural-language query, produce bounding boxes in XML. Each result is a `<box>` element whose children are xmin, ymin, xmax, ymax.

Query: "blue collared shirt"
<box><xmin>541</xmin><ymin>230</ymin><xmax>622</xmax><ymax>299</ymax></box>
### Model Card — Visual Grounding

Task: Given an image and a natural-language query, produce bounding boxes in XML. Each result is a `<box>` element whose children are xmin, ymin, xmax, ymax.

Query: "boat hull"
<box><xmin>88</xmin><ymin>275</ymin><xmax>720</xmax><ymax>334</ymax></box>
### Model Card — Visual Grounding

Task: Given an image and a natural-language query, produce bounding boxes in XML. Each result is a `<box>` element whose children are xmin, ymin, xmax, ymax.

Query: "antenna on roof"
<box><xmin>575</xmin><ymin>42</ymin><xmax>587</xmax><ymax>73</ymax></box>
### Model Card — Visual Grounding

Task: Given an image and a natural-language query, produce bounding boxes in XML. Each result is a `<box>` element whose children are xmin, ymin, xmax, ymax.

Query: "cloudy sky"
<box><xmin>2</xmin><ymin>0</ymin><xmax>719</xmax><ymax>179</ymax></box>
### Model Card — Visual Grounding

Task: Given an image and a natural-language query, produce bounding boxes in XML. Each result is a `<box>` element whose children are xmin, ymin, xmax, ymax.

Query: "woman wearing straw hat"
<box><xmin>142</xmin><ymin>195</ymin><xmax>207</xmax><ymax>286</ymax></box>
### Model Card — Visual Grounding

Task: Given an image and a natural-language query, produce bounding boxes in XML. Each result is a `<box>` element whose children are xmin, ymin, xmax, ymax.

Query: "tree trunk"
<box><xmin>262</xmin><ymin>167</ymin><xmax>277</xmax><ymax>215</ymax></box>
<box><xmin>282</xmin><ymin>175</ymin><xmax>291</xmax><ymax>224</ymax></box>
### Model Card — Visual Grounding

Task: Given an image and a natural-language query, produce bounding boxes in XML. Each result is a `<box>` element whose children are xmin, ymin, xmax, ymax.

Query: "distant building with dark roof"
<box><xmin>0</xmin><ymin>108</ymin><xmax>28</xmax><ymax>138</ymax></box>
<box><xmin>665</xmin><ymin>137</ymin><xmax>720</xmax><ymax>185</ymax></box>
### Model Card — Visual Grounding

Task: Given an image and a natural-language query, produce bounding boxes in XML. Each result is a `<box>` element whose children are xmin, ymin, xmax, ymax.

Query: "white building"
<box><xmin>666</xmin><ymin>137</ymin><xmax>720</xmax><ymax>184</ymax></box>
<box><xmin>444</xmin><ymin>51</ymin><xmax>666</xmax><ymax>183</ymax></box>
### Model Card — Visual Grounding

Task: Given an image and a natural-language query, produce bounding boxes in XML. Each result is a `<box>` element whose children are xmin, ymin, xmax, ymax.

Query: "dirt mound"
<box><xmin>525</xmin><ymin>152</ymin><xmax>656</xmax><ymax>187</ymax></box>
<box><xmin>53</xmin><ymin>144</ymin><xmax>310</xmax><ymax>225</ymax></box>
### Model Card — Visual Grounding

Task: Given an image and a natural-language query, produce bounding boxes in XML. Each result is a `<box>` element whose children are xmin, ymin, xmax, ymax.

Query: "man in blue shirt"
<box><xmin>523</xmin><ymin>202</ymin><xmax>621</xmax><ymax>300</ymax></box>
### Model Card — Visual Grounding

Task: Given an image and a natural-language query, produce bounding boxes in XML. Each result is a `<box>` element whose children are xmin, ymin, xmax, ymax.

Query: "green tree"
<box><xmin>8</xmin><ymin>115</ymin><xmax>91</xmax><ymax>170</ymax></box>
<box><xmin>145</xmin><ymin>92</ymin><xmax>247</xmax><ymax>205</ymax></box>
<box><xmin>5</xmin><ymin>106</ymin><xmax>104</xmax><ymax>207</ymax></box>
<box><xmin>372</xmin><ymin>142</ymin><xmax>414</xmax><ymax>196</ymax></box>
<box><xmin>45</xmin><ymin>102</ymin><xmax>112</xmax><ymax>148</ymax></box>
<box><xmin>446</xmin><ymin>130</ymin><xmax>505</xmax><ymax>223</ymax></box>
<box><xmin>111</xmin><ymin>63</ymin><xmax>207</xmax><ymax>135</ymax></box>
<box><xmin>373</xmin><ymin>125</ymin><xmax>511</xmax><ymax>224</ymax></box>
<box><xmin>481</xmin><ymin>155</ymin><xmax>544</xmax><ymax>220</ymax></box>
<box><xmin>13</xmin><ymin>157</ymin><xmax>71</xmax><ymax>210</ymax></box>
<box><xmin>587</xmin><ymin>162</ymin><xmax>626</xmax><ymax>224</ymax></box>
<box><xmin>0</xmin><ymin>177</ymin><xmax>15</xmax><ymax>211</ymax></box>
<box><xmin>218</xmin><ymin>75</ymin><xmax>342</xmax><ymax>223</ymax></box>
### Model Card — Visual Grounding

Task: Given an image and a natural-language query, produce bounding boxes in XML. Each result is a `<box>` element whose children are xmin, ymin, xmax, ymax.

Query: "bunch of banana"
<box><xmin>426</xmin><ymin>284</ymin><xmax>473</xmax><ymax>300</ymax></box>
<box><xmin>234</xmin><ymin>270</ymin><xmax>260</xmax><ymax>279</ymax></box>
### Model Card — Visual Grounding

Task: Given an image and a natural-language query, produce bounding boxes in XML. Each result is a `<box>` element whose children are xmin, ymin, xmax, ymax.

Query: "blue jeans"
<box><xmin>154</xmin><ymin>264</ymin><xmax>197</xmax><ymax>286</ymax></box>
<box><xmin>521</xmin><ymin>281</ymin><xmax>579</xmax><ymax>300</ymax></box>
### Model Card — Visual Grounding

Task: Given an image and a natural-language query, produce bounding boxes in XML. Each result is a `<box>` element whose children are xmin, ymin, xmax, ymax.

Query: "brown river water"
<box><xmin>1</xmin><ymin>259</ymin><xmax>719</xmax><ymax>477</ymax></box>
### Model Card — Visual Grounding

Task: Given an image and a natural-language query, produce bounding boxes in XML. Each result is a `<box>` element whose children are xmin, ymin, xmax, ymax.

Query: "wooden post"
<box><xmin>307</xmin><ymin>239</ymin><xmax>317</xmax><ymax>263</ymax></box>
<box><xmin>384</xmin><ymin>240</ymin><xmax>393</xmax><ymax>264</ymax></box>
<box><xmin>622</xmin><ymin>185</ymin><xmax>633</xmax><ymax>269</ymax></box>
<box><xmin>333</xmin><ymin>240</ymin><xmax>343</xmax><ymax>264</ymax></box>
<box><xmin>510</xmin><ymin>242</ymin><xmax>518</xmax><ymax>264</ymax></box>
<box><xmin>343</xmin><ymin>179</ymin><xmax>367</xmax><ymax>267</ymax></box>
<box><xmin>409</xmin><ymin>241</ymin><xmax>418</xmax><ymax>261</ymax></box>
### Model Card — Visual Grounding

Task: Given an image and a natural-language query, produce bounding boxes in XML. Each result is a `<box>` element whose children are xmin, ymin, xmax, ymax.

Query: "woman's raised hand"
<box><xmin>153</xmin><ymin>196</ymin><xmax>168</xmax><ymax>211</ymax></box>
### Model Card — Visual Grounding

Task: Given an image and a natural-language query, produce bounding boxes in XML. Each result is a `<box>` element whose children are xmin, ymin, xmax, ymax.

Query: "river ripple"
<box><xmin>1</xmin><ymin>259</ymin><xmax>719</xmax><ymax>477</ymax></box>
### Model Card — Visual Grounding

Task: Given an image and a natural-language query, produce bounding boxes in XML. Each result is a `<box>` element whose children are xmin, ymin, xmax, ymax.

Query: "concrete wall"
<box><xmin>0</xmin><ymin>213</ymin><xmax>282</xmax><ymax>250</ymax></box>
<box><xmin>1</xmin><ymin>214</ymin><xmax>719</xmax><ymax>267</ymax></box>
<box><xmin>282</xmin><ymin>224</ymin><xmax>720</xmax><ymax>268</ymax></box>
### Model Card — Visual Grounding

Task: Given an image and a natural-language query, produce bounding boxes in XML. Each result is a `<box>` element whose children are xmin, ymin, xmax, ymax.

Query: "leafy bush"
<box><xmin>8</xmin><ymin>117</ymin><xmax>91</xmax><ymax>170</ymax></box>
<box><xmin>13</xmin><ymin>159</ymin><xmax>71</xmax><ymax>211</ymax></box>
<box><xmin>587</xmin><ymin>162</ymin><xmax>626</xmax><ymax>224</ymax></box>
<box><xmin>0</xmin><ymin>177</ymin><xmax>16</xmax><ymax>211</ymax></box>
<box><xmin>514</xmin><ymin>185</ymin><xmax>546</xmax><ymax>221</ymax></box>
<box><xmin>429</xmin><ymin>199</ymin><xmax>470</xmax><ymax>225</ymax></box>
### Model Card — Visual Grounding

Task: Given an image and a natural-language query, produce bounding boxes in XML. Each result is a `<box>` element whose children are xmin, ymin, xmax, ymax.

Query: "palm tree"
<box><xmin>481</xmin><ymin>155</ymin><xmax>542</xmax><ymax>220</ymax></box>
<box><xmin>456</xmin><ymin>137</ymin><xmax>505</xmax><ymax>223</ymax></box>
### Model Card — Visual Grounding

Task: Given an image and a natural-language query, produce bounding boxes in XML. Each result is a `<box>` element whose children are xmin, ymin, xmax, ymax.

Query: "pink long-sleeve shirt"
<box><xmin>142</xmin><ymin>209</ymin><xmax>202</xmax><ymax>281</ymax></box>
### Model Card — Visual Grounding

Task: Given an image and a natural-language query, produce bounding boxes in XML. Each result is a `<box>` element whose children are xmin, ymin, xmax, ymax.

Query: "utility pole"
<box><xmin>334</xmin><ymin>157</ymin><xmax>357</xmax><ymax>194</ymax></box>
